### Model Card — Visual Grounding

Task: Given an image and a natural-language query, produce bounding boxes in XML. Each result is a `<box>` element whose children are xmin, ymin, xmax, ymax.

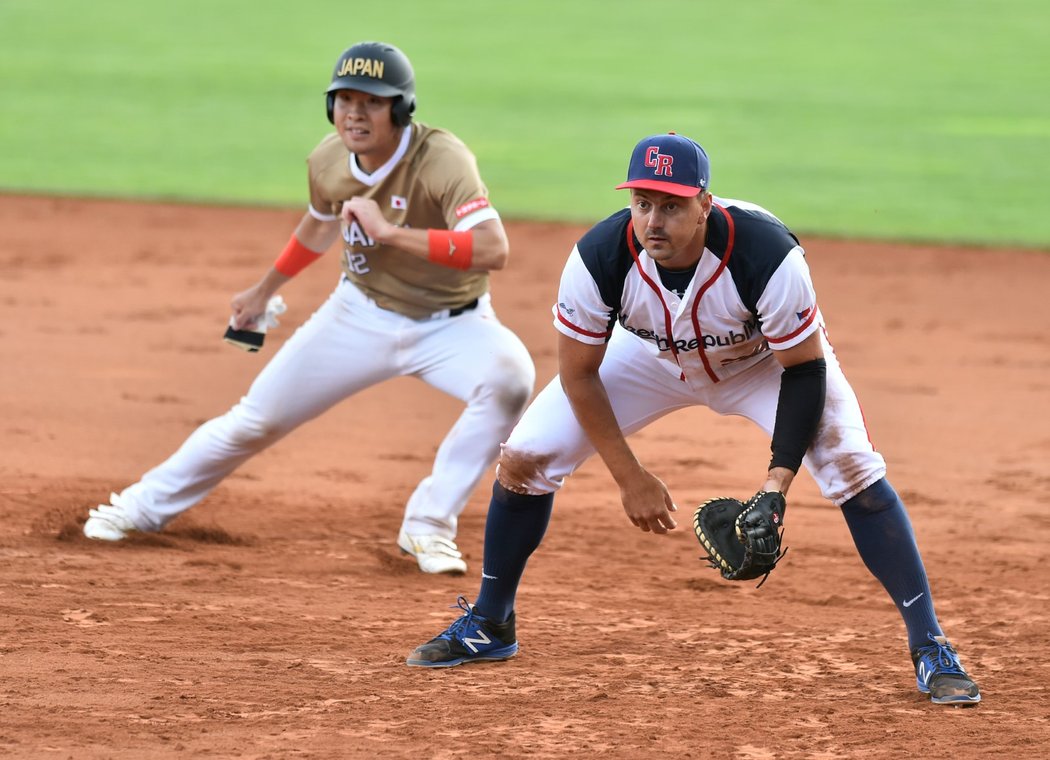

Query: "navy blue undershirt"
<box><xmin>655</xmin><ymin>260</ymin><xmax>698</xmax><ymax>298</ymax></box>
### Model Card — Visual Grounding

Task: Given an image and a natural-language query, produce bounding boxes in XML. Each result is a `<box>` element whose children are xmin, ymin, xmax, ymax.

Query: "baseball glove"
<box><xmin>692</xmin><ymin>491</ymin><xmax>787</xmax><ymax>587</ymax></box>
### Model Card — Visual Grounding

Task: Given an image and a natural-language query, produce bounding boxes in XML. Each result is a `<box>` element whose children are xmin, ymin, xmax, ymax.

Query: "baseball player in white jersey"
<box><xmin>83</xmin><ymin>41</ymin><xmax>535</xmax><ymax>574</ymax></box>
<box><xmin>406</xmin><ymin>133</ymin><xmax>980</xmax><ymax>705</ymax></box>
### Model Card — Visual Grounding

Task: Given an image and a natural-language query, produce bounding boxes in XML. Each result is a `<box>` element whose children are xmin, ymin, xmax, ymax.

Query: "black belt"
<box><xmin>449</xmin><ymin>298</ymin><xmax>479</xmax><ymax>317</ymax></box>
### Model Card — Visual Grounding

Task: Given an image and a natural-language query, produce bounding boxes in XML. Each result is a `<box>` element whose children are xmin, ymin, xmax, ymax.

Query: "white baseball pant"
<box><xmin>117</xmin><ymin>277</ymin><xmax>535</xmax><ymax>538</ymax></box>
<box><xmin>501</xmin><ymin>323</ymin><xmax>885</xmax><ymax>505</ymax></box>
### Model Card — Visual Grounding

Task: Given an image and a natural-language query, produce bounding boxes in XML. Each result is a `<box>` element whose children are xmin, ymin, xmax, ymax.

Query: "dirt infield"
<box><xmin>1</xmin><ymin>194</ymin><xmax>1048</xmax><ymax>758</ymax></box>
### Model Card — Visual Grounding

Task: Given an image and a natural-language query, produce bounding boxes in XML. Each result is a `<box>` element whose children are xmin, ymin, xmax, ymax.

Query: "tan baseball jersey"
<box><xmin>307</xmin><ymin>123</ymin><xmax>500</xmax><ymax>319</ymax></box>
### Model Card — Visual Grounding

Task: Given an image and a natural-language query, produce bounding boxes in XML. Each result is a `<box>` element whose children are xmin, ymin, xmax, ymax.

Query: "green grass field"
<box><xmin>2</xmin><ymin>0</ymin><xmax>1047</xmax><ymax>248</ymax></box>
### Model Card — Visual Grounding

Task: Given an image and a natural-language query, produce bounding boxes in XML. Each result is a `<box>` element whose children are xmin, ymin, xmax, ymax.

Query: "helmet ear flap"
<box><xmin>326</xmin><ymin>93</ymin><xmax>336</xmax><ymax>124</ymax></box>
<box><xmin>390</xmin><ymin>96</ymin><xmax>416</xmax><ymax>127</ymax></box>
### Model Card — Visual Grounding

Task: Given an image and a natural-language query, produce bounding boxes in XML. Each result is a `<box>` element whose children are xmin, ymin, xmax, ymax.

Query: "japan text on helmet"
<box><xmin>325</xmin><ymin>41</ymin><xmax>416</xmax><ymax>127</ymax></box>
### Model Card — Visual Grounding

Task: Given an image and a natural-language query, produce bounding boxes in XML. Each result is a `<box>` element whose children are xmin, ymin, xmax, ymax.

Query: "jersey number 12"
<box><xmin>345</xmin><ymin>252</ymin><xmax>370</xmax><ymax>275</ymax></box>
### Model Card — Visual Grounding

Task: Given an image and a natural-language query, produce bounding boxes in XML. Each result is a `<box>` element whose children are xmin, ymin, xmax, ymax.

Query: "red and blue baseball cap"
<box><xmin>615</xmin><ymin>132</ymin><xmax>710</xmax><ymax>197</ymax></box>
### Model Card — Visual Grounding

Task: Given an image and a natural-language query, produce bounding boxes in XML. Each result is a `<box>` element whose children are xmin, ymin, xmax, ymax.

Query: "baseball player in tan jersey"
<box><xmin>83</xmin><ymin>41</ymin><xmax>536</xmax><ymax>574</ymax></box>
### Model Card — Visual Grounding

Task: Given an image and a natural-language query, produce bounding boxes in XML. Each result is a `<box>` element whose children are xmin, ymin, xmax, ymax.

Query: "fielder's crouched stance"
<box><xmin>83</xmin><ymin>42</ymin><xmax>535</xmax><ymax>575</ymax></box>
<box><xmin>407</xmin><ymin>133</ymin><xmax>980</xmax><ymax>706</ymax></box>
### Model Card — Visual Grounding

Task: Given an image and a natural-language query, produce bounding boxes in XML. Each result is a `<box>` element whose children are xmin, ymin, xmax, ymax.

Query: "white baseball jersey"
<box><xmin>553</xmin><ymin>197</ymin><xmax>819</xmax><ymax>388</ymax></box>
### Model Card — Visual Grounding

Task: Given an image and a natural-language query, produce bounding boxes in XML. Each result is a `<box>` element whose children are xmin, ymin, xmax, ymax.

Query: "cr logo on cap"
<box><xmin>644</xmin><ymin>147</ymin><xmax>674</xmax><ymax>177</ymax></box>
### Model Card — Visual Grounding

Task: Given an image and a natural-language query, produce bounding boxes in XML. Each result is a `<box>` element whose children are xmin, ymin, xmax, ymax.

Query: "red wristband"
<box><xmin>274</xmin><ymin>234</ymin><xmax>322</xmax><ymax>277</ymax></box>
<box><xmin>427</xmin><ymin>229</ymin><xmax>473</xmax><ymax>270</ymax></box>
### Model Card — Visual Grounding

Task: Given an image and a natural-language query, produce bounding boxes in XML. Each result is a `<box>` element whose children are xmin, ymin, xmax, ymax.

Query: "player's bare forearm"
<box><xmin>762</xmin><ymin>467</ymin><xmax>796</xmax><ymax>495</ymax></box>
<box><xmin>382</xmin><ymin>219</ymin><xmax>508</xmax><ymax>270</ymax></box>
<box><xmin>557</xmin><ymin>335</ymin><xmax>632</xmax><ymax>472</ymax></box>
<box><xmin>341</xmin><ymin>198</ymin><xmax>508</xmax><ymax>270</ymax></box>
<box><xmin>559</xmin><ymin>362</ymin><xmax>638</xmax><ymax>480</ymax></box>
<box><xmin>558</xmin><ymin>334</ymin><xmax>677</xmax><ymax>533</ymax></box>
<box><xmin>230</xmin><ymin>213</ymin><xmax>337</xmax><ymax>329</ymax></box>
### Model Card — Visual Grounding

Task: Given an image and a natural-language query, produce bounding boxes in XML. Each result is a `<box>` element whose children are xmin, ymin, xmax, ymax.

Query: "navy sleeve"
<box><xmin>573</xmin><ymin>208</ymin><xmax>636</xmax><ymax>317</ymax></box>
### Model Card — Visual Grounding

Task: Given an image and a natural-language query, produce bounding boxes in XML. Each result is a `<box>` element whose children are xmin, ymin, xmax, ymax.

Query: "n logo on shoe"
<box><xmin>917</xmin><ymin>661</ymin><xmax>933</xmax><ymax>686</ymax></box>
<box><xmin>462</xmin><ymin>629</ymin><xmax>492</xmax><ymax>654</ymax></box>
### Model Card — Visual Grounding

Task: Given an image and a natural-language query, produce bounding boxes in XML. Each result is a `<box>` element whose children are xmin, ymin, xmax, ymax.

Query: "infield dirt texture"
<box><xmin>1</xmin><ymin>194</ymin><xmax>1048</xmax><ymax>758</ymax></box>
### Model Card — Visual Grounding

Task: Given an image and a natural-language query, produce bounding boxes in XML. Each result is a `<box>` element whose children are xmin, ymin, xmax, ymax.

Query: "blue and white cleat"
<box><xmin>911</xmin><ymin>633</ymin><xmax>981</xmax><ymax>706</ymax></box>
<box><xmin>406</xmin><ymin>596</ymin><xmax>517</xmax><ymax>668</ymax></box>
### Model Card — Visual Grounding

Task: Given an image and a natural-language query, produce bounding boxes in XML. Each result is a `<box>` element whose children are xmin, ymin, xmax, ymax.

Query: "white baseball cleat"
<box><xmin>397</xmin><ymin>531</ymin><xmax>468</xmax><ymax>574</ymax></box>
<box><xmin>83</xmin><ymin>493</ymin><xmax>137</xmax><ymax>541</ymax></box>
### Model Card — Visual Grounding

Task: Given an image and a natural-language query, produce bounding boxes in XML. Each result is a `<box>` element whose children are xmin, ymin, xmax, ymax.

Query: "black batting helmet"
<box><xmin>325</xmin><ymin>41</ymin><xmax>416</xmax><ymax>127</ymax></box>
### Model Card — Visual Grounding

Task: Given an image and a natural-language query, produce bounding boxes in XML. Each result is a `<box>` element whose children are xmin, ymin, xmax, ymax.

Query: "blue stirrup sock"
<box><xmin>840</xmin><ymin>478</ymin><xmax>943</xmax><ymax>649</ymax></box>
<box><xmin>474</xmin><ymin>481</ymin><xmax>554</xmax><ymax>624</ymax></box>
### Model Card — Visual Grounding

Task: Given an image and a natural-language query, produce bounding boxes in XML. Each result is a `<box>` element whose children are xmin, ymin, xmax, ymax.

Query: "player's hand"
<box><xmin>618</xmin><ymin>468</ymin><xmax>678</xmax><ymax>534</ymax></box>
<box><xmin>341</xmin><ymin>197</ymin><xmax>395</xmax><ymax>244</ymax></box>
<box><xmin>230</xmin><ymin>284</ymin><xmax>273</xmax><ymax>330</ymax></box>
